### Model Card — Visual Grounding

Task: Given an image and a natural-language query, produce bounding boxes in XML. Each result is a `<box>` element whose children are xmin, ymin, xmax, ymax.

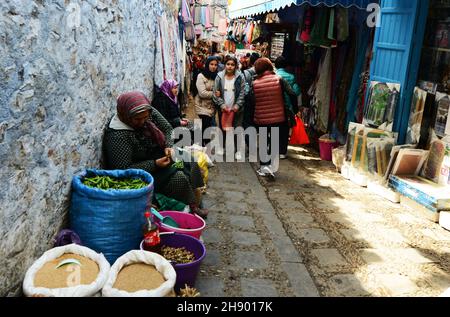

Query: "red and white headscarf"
<box><xmin>116</xmin><ymin>91</ymin><xmax>166</xmax><ymax>149</ymax></box>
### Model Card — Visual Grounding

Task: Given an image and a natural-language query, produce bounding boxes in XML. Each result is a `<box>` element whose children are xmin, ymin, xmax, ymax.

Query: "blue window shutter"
<box><xmin>369</xmin><ymin>0</ymin><xmax>428</xmax><ymax>144</ymax></box>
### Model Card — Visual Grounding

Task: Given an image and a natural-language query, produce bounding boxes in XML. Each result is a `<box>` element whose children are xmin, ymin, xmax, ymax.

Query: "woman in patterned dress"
<box><xmin>102</xmin><ymin>91</ymin><xmax>208</xmax><ymax>218</ymax></box>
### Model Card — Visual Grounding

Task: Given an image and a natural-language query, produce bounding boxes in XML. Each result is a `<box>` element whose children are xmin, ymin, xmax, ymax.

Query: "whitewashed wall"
<box><xmin>0</xmin><ymin>0</ymin><xmax>179</xmax><ymax>296</ymax></box>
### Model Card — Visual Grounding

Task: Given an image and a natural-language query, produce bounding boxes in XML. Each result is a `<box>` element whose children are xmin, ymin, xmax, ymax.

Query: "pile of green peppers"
<box><xmin>82</xmin><ymin>176</ymin><xmax>148</xmax><ymax>190</ymax></box>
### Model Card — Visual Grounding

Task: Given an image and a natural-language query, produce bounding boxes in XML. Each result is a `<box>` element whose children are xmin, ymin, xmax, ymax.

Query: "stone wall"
<box><xmin>0</xmin><ymin>0</ymin><xmax>175</xmax><ymax>296</ymax></box>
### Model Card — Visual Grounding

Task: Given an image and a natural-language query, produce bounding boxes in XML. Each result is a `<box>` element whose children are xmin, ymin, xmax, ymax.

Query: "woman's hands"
<box><xmin>156</xmin><ymin>148</ymin><xmax>175</xmax><ymax>168</ymax></box>
<box><xmin>165</xmin><ymin>148</ymin><xmax>174</xmax><ymax>158</ymax></box>
<box><xmin>155</xmin><ymin>156</ymin><xmax>171</xmax><ymax>168</ymax></box>
<box><xmin>180</xmin><ymin>119</ymin><xmax>189</xmax><ymax>127</ymax></box>
<box><xmin>221</xmin><ymin>105</ymin><xmax>239</xmax><ymax>113</ymax></box>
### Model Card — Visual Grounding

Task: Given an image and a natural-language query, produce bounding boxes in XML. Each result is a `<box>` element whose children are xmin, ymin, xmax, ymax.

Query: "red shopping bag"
<box><xmin>289</xmin><ymin>116</ymin><xmax>310</xmax><ymax>145</ymax></box>
<box><xmin>221</xmin><ymin>111</ymin><xmax>235</xmax><ymax>131</ymax></box>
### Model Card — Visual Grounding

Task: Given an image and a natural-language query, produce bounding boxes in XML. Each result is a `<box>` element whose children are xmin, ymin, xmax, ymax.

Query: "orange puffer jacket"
<box><xmin>253</xmin><ymin>71</ymin><xmax>286</xmax><ymax>125</ymax></box>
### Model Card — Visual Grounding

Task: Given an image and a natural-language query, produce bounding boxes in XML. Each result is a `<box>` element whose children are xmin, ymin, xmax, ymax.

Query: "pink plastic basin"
<box><xmin>154</xmin><ymin>211</ymin><xmax>206</xmax><ymax>239</ymax></box>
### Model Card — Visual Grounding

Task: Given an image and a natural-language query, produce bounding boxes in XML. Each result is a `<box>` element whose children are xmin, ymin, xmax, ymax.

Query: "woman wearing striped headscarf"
<box><xmin>103</xmin><ymin>91</ymin><xmax>208</xmax><ymax>218</ymax></box>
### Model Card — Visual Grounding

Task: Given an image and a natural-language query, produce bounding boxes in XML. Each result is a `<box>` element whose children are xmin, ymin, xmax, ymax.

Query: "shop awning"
<box><xmin>296</xmin><ymin>0</ymin><xmax>373</xmax><ymax>9</ymax></box>
<box><xmin>229</xmin><ymin>0</ymin><xmax>296</xmax><ymax>19</ymax></box>
<box><xmin>229</xmin><ymin>0</ymin><xmax>373</xmax><ymax>19</ymax></box>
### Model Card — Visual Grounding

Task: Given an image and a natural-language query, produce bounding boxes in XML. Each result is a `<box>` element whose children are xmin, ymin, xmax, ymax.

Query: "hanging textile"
<box><xmin>205</xmin><ymin>6</ymin><xmax>213</xmax><ymax>28</ymax></box>
<box><xmin>310</xmin><ymin>9</ymin><xmax>333</xmax><ymax>48</ymax></box>
<box><xmin>312</xmin><ymin>49</ymin><xmax>332</xmax><ymax>132</ymax></box>
<box><xmin>194</xmin><ymin>5</ymin><xmax>202</xmax><ymax>24</ymax></box>
<box><xmin>327</xmin><ymin>8</ymin><xmax>335</xmax><ymax>41</ymax></box>
<box><xmin>155</xmin><ymin>19</ymin><xmax>165</xmax><ymax>86</ymax></box>
<box><xmin>218</xmin><ymin>18</ymin><xmax>228</xmax><ymax>35</ymax></box>
<box><xmin>201</xmin><ymin>6</ymin><xmax>207</xmax><ymax>26</ymax></box>
<box><xmin>345</xmin><ymin>24</ymin><xmax>373</xmax><ymax>126</ymax></box>
<box><xmin>336</xmin><ymin>8</ymin><xmax>349</xmax><ymax>42</ymax></box>
<box><xmin>214</xmin><ymin>8</ymin><xmax>221</xmax><ymax>27</ymax></box>
<box><xmin>300</xmin><ymin>7</ymin><xmax>314</xmax><ymax>43</ymax></box>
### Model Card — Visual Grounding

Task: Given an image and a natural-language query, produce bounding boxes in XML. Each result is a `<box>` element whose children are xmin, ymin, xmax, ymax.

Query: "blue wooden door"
<box><xmin>369</xmin><ymin>0</ymin><xmax>429</xmax><ymax>144</ymax></box>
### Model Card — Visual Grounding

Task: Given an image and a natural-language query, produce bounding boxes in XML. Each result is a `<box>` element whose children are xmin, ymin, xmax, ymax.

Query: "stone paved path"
<box><xmin>196</xmin><ymin>162</ymin><xmax>320</xmax><ymax>297</ymax></box>
<box><xmin>195</xmin><ymin>148</ymin><xmax>450</xmax><ymax>297</ymax></box>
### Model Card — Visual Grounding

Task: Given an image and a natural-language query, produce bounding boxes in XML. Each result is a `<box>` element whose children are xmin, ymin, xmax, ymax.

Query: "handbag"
<box><xmin>221</xmin><ymin>111</ymin><xmax>235</xmax><ymax>131</ymax></box>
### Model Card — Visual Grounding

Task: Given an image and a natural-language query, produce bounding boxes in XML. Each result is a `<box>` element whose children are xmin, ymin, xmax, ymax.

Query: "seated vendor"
<box><xmin>102</xmin><ymin>91</ymin><xmax>208</xmax><ymax>218</ymax></box>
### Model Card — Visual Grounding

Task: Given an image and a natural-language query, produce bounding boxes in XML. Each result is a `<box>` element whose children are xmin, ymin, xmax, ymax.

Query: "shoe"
<box><xmin>261</xmin><ymin>166</ymin><xmax>275</xmax><ymax>181</ymax></box>
<box><xmin>280</xmin><ymin>154</ymin><xmax>288</xmax><ymax>160</ymax></box>
<box><xmin>256</xmin><ymin>168</ymin><xmax>267</xmax><ymax>176</ymax></box>
<box><xmin>257</xmin><ymin>166</ymin><xmax>275</xmax><ymax>181</ymax></box>
<box><xmin>235</xmin><ymin>151</ymin><xmax>243</xmax><ymax>161</ymax></box>
<box><xmin>190</xmin><ymin>204</ymin><xmax>209</xmax><ymax>219</ymax></box>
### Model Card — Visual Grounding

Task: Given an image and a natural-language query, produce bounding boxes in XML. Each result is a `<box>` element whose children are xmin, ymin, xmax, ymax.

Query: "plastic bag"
<box><xmin>23</xmin><ymin>244</ymin><xmax>110</xmax><ymax>297</ymax></box>
<box><xmin>102</xmin><ymin>250</ymin><xmax>176</xmax><ymax>297</ymax></box>
<box><xmin>54</xmin><ymin>229</ymin><xmax>82</xmax><ymax>247</ymax></box>
<box><xmin>155</xmin><ymin>193</ymin><xmax>189</xmax><ymax>212</ymax></box>
<box><xmin>332</xmin><ymin>146</ymin><xmax>346</xmax><ymax>172</ymax></box>
<box><xmin>289</xmin><ymin>116</ymin><xmax>310</xmax><ymax>145</ymax></box>
<box><xmin>221</xmin><ymin>111</ymin><xmax>235</xmax><ymax>131</ymax></box>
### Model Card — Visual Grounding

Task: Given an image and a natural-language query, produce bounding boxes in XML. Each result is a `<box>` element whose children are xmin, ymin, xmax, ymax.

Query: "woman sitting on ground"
<box><xmin>103</xmin><ymin>91</ymin><xmax>208</xmax><ymax>218</ymax></box>
<box><xmin>152</xmin><ymin>80</ymin><xmax>190</xmax><ymax>129</ymax></box>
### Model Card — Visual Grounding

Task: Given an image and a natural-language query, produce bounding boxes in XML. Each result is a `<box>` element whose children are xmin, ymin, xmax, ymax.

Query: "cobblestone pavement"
<box><xmin>196</xmin><ymin>147</ymin><xmax>450</xmax><ymax>297</ymax></box>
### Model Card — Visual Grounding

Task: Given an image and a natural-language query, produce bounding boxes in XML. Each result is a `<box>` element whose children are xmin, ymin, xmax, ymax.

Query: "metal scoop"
<box><xmin>151</xmin><ymin>208</ymin><xmax>180</xmax><ymax>228</ymax></box>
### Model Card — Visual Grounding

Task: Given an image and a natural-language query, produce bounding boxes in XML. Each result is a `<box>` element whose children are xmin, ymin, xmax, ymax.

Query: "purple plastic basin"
<box><xmin>140</xmin><ymin>233</ymin><xmax>206</xmax><ymax>291</ymax></box>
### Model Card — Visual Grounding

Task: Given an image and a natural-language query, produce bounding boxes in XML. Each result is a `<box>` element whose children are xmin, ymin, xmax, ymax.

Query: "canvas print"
<box><xmin>406</xmin><ymin>87</ymin><xmax>428</xmax><ymax>145</ymax></box>
<box><xmin>392</xmin><ymin>149</ymin><xmax>429</xmax><ymax>176</ymax></box>
<box><xmin>435</xmin><ymin>92</ymin><xmax>450</xmax><ymax>137</ymax></box>
<box><xmin>364</xmin><ymin>82</ymin><xmax>401</xmax><ymax>129</ymax></box>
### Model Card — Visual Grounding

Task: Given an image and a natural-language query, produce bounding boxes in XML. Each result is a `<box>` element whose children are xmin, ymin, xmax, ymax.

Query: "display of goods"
<box><xmin>82</xmin><ymin>175</ymin><xmax>148</xmax><ymax>190</ymax></box>
<box><xmin>113</xmin><ymin>264</ymin><xmax>166</xmax><ymax>293</ymax></box>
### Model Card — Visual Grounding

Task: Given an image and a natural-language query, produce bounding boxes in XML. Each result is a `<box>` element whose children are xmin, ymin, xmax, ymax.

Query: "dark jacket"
<box><xmin>102</xmin><ymin>107</ymin><xmax>177</xmax><ymax>190</ymax></box>
<box><xmin>151</xmin><ymin>85</ymin><xmax>182</xmax><ymax>128</ymax></box>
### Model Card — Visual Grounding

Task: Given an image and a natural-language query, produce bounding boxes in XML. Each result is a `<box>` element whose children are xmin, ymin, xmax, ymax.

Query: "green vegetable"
<box><xmin>82</xmin><ymin>175</ymin><xmax>149</xmax><ymax>190</ymax></box>
<box><xmin>172</xmin><ymin>159</ymin><xmax>184</xmax><ymax>170</ymax></box>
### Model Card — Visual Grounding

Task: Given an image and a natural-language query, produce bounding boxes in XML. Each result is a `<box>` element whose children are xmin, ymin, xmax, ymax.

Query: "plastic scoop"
<box><xmin>151</xmin><ymin>208</ymin><xmax>180</xmax><ymax>228</ymax></box>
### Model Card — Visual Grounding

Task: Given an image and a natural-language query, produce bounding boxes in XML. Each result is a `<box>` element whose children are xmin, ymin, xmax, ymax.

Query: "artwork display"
<box><xmin>392</xmin><ymin>149</ymin><xmax>429</xmax><ymax>176</ymax></box>
<box><xmin>406</xmin><ymin>87</ymin><xmax>428</xmax><ymax>145</ymax></box>
<box><xmin>364</xmin><ymin>82</ymin><xmax>401</xmax><ymax>129</ymax></box>
<box><xmin>435</xmin><ymin>92</ymin><xmax>450</xmax><ymax>137</ymax></box>
<box><xmin>270</xmin><ymin>33</ymin><xmax>286</xmax><ymax>61</ymax></box>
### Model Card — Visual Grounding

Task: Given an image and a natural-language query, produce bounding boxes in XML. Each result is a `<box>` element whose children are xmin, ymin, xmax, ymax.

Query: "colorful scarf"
<box><xmin>160</xmin><ymin>80</ymin><xmax>179</xmax><ymax>105</ymax></box>
<box><xmin>116</xmin><ymin>91</ymin><xmax>166</xmax><ymax>149</ymax></box>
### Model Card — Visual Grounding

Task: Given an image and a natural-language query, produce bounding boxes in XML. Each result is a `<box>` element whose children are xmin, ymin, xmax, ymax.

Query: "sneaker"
<box><xmin>261</xmin><ymin>166</ymin><xmax>275</xmax><ymax>181</ymax></box>
<box><xmin>256</xmin><ymin>168</ymin><xmax>267</xmax><ymax>176</ymax></box>
<box><xmin>280</xmin><ymin>154</ymin><xmax>288</xmax><ymax>160</ymax></box>
<box><xmin>235</xmin><ymin>151</ymin><xmax>243</xmax><ymax>161</ymax></box>
<box><xmin>215</xmin><ymin>148</ymin><xmax>224</xmax><ymax>156</ymax></box>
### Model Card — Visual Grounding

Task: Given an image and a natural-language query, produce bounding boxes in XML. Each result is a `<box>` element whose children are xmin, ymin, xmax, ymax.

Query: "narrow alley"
<box><xmin>196</xmin><ymin>150</ymin><xmax>450</xmax><ymax>297</ymax></box>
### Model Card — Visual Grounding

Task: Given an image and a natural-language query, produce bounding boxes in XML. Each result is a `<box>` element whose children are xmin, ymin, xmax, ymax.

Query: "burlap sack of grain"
<box><xmin>23</xmin><ymin>244</ymin><xmax>110</xmax><ymax>297</ymax></box>
<box><xmin>102</xmin><ymin>250</ymin><xmax>176</xmax><ymax>297</ymax></box>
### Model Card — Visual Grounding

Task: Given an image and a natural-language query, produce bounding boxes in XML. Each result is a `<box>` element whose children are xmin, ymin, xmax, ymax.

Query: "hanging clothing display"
<box><xmin>336</xmin><ymin>7</ymin><xmax>349</xmax><ymax>42</ymax></box>
<box><xmin>310</xmin><ymin>49</ymin><xmax>332</xmax><ymax>132</ymax></box>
